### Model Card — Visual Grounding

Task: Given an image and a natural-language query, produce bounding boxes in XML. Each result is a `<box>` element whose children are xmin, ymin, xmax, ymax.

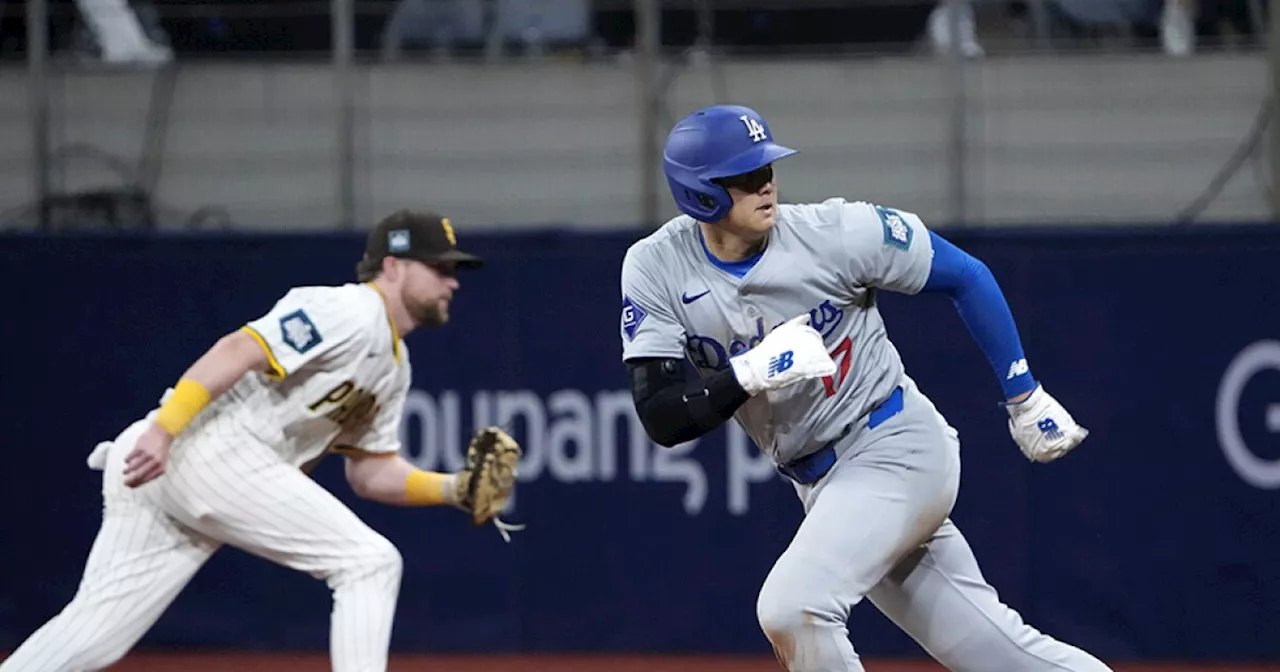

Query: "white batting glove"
<box><xmin>729</xmin><ymin>314</ymin><xmax>837</xmax><ymax>396</ymax></box>
<box><xmin>1004</xmin><ymin>385</ymin><xmax>1090</xmax><ymax>463</ymax></box>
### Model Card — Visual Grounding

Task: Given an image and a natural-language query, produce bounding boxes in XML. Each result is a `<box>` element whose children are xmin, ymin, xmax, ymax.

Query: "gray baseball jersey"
<box><xmin>619</xmin><ymin>197</ymin><xmax>935</xmax><ymax>465</ymax></box>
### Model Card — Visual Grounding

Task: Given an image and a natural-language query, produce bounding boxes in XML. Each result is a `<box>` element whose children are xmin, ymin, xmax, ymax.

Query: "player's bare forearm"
<box><xmin>344</xmin><ymin>452</ymin><xmax>457</xmax><ymax>507</ymax></box>
<box><xmin>139</xmin><ymin>330</ymin><xmax>270</xmax><ymax>451</ymax></box>
<box><xmin>177</xmin><ymin>330</ymin><xmax>270</xmax><ymax>402</ymax></box>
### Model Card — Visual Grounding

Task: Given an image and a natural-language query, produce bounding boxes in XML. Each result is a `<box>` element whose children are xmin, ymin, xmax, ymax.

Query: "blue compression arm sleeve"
<box><xmin>921</xmin><ymin>231</ymin><xmax>1038</xmax><ymax>399</ymax></box>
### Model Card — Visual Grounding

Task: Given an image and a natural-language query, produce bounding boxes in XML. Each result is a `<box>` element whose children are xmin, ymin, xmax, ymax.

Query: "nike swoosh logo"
<box><xmin>681</xmin><ymin>290</ymin><xmax>711</xmax><ymax>304</ymax></box>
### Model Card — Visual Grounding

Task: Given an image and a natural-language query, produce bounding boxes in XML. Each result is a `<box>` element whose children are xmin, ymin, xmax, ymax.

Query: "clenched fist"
<box><xmin>730</xmin><ymin>314</ymin><xmax>837</xmax><ymax>396</ymax></box>
<box><xmin>1005</xmin><ymin>385</ymin><xmax>1089</xmax><ymax>463</ymax></box>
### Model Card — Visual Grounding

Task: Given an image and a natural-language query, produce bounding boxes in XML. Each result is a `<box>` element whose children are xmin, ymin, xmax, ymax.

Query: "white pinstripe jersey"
<box><xmin>178</xmin><ymin>282</ymin><xmax>412</xmax><ymax>468</ymax></box>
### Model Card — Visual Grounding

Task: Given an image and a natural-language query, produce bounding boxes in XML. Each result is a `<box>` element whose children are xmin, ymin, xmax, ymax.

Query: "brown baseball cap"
<box><xmin>360</xmin><ymin>209</ymin><xmax>484</xmax><ymax>270</ymax></box>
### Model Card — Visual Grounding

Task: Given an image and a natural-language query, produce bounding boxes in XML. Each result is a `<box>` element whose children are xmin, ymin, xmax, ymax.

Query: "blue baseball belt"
<box><xmin>775</xmin><ymin>386</ymin><xmax>905</xmax><ymax>486</ymax></box>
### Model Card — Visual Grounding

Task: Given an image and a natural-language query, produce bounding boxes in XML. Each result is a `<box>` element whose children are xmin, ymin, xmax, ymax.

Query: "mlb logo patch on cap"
<box><xmin>388</xmin><ymin>229</ymin><xmax>411</xmax><ymax>252</ymax></box>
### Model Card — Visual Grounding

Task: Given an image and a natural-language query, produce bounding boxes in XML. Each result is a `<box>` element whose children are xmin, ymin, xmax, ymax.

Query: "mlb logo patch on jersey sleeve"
<box><xmin>621</xmin><ymin>295</ymin><xmax>648</xmax><ymax>341</ymax></box>
<box><xmin>876</xmin><ymin>206</ymin><xmax>913</xmax><ymax>251</ymax></box>
<box><xmin>280</xmin><ymin>309</ymin><xmax>323</xmax><ymax>354</ymax></box>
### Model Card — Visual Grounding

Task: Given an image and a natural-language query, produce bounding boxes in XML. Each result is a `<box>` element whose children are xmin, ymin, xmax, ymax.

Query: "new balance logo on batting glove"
<box><xmin>767</xmin><ymin>351</ymin><xmax>795</xmax><ymax>377</ymax></box>
<box><xmin>1036</xmin><ymin>418</ymin><xmax>1064</xmax><ymax>441</ymax></box>
<box><xmin>730</xmin><ymin>315</ymin><xmax>836</xmax><ymax>396</ymax></box>
<box><xmin>1005</xmin><ymin>385</ymin><xmax>1089</xmax><ymax>463</ymax></box>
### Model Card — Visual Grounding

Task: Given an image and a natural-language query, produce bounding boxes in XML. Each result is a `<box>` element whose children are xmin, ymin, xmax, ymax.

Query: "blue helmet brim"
<box><xmin>702</xmin><ymin>142</ymin><xmax>798</xmax><ymax>180</ymax></box>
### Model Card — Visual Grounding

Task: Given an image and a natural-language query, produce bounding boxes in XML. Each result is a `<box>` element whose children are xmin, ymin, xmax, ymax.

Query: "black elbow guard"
<box><xmin>626</xmin><ymin>357</ymin><xmax>750</xmax><ymax>445</ymax></box>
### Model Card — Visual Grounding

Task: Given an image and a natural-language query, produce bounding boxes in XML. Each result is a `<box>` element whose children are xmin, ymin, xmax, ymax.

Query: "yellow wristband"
<box><xmin>404</xmin><ymin>470</ymin><xmax>448</xmax><ymax>506</ymax></box>
<box><xmin>155</xmin><ymin>378</ymin><xmax>211</xmax><ymax>436</ymax></box>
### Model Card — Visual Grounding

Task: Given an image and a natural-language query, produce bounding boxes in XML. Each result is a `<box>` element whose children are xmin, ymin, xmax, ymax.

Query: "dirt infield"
<box><xmin>85</xmin><ymin>653</ymin><xmax>1280</xmax><ymax>672</ymax></box>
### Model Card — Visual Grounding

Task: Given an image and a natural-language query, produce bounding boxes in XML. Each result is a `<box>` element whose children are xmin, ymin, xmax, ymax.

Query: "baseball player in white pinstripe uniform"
<box><xmin>0</xmin><ymin>210</ymin><xmax>522</xmax><ymax>672</ymax></box>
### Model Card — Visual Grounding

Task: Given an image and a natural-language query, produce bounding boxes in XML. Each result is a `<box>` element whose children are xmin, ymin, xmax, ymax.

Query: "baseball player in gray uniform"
<box><xmin>619</xmin><ymin>104</ymin><xmax>1112</xmax><ymax>672</ymax></box>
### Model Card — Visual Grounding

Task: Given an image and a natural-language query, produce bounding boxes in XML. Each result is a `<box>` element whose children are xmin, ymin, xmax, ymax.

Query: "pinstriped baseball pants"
<box><xmin>0</xmin><ymin>418</ymin><xmax>402</xmax><ymax>672</ymax></box>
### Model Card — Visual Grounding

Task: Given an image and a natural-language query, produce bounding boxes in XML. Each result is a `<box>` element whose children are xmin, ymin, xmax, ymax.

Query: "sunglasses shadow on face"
<box><xmin>428</xmin><ymin>262</ymin><xmax>459</xmax><ymax>278</ymax></box>
<box><xmin>714</xmin><ymin>164</ymin><xmax>774</xmax><ymax>194</ymax></box>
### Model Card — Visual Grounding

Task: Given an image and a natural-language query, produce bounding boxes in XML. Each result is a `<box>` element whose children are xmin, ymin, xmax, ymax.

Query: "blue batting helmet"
<box><xmin>662</xmin><ymin>104</ymin><xmax>797</xmax><ymax>222</ymax></box>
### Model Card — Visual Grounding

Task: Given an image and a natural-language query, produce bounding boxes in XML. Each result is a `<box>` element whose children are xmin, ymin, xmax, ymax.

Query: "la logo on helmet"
<box><xmin>740</xmin><ymin>115</ymin><xmax>767</xmax><ymax>143</ymax></box>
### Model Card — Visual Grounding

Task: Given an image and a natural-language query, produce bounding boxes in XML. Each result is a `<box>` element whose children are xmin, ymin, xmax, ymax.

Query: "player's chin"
<box><xmin>416</xmin><ymin>302</ymin><xmax>450</xmax><ymax>327</ymax></box>
<box><xmin>753</xmin><ymin>204</ymin><xmax>777</xmax><ymax>229</ymax></box>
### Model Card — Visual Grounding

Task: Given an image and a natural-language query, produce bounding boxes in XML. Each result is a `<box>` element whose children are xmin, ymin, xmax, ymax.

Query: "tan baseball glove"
<box><xmin>457</xmin><ymin>426</ymin><xmax>525</xmax><ymax>542</ymax></box>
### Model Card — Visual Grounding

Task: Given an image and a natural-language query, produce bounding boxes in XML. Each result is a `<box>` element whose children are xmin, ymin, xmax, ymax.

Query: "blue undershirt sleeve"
<box><xmin>920</xmin><ymin>230</ymin><xmax>1038</xmax><ymax>399</ymax></box>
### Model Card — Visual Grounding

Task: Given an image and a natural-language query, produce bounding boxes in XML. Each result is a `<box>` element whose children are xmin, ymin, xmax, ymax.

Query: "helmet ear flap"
<box><xmin>663</xmin><ymin>160</ymin><xmax>733</xmax><ymax>222</ymax></box>
<box><xmin>678</xmin><ymin>185</ymin><xmax>731</xmax><ymax>222</ymax></box>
